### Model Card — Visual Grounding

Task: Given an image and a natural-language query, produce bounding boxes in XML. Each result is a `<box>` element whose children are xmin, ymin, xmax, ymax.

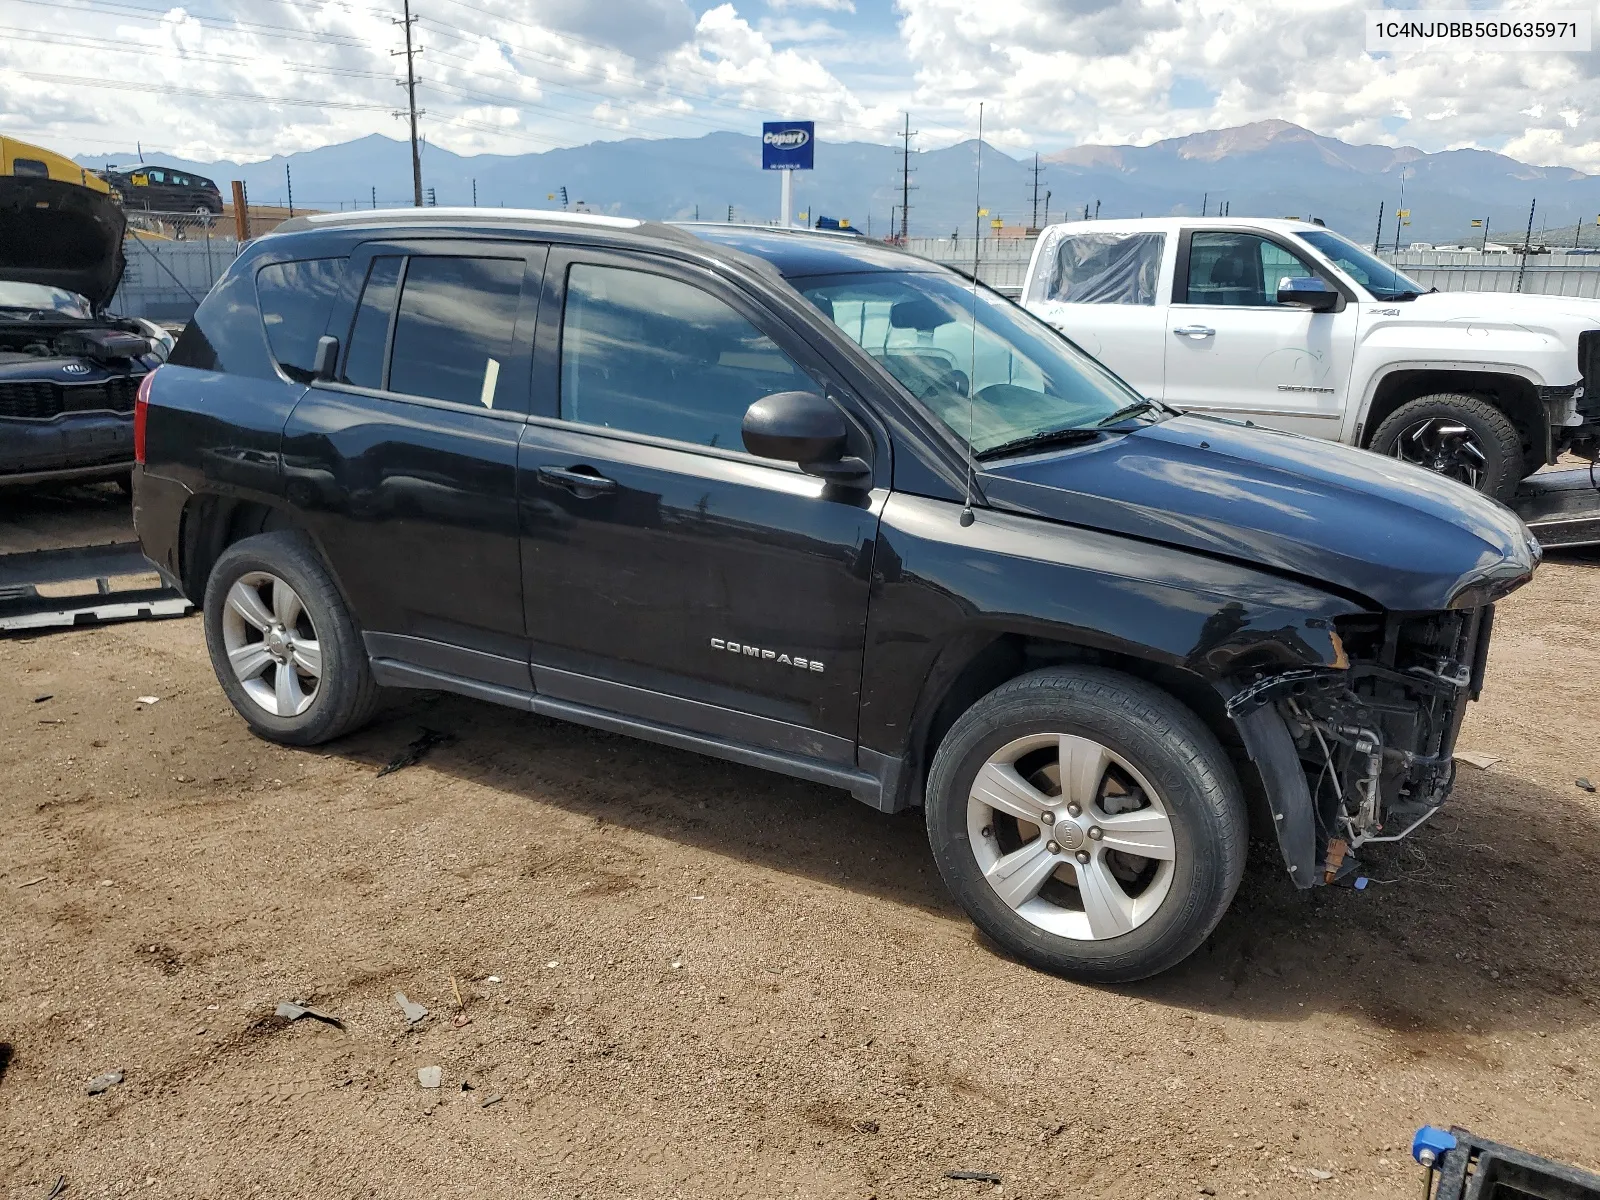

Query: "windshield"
<box><xmin>797</xmin><ymin>270</ymin><xmax>1151</xmax><ymax>456</ymax></box>
<box><xmin>1295</xmin><ymin>229</ymin><xmax>1427</xmax><ymax>301</ymax></box>
<box><xmin>0</xmin><ymin>282</ymin><xmax>93</xmax><ymax>318</ymax></box>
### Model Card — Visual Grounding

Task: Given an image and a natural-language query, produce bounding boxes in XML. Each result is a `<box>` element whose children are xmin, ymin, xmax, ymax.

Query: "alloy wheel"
<box><xmin>966</xmin><ymin>733</ymin><xmax>1176</xmax><ymax>940</ymax></box>
<box><xmin>220</xmin><ymin>571</ymin><xmax>322</xmax><ymax>718</ymax></box>
<box><xmin>1391</xmin><ymin>416</ymin><xmax>1487</xmax><ymax>489</ymax></box>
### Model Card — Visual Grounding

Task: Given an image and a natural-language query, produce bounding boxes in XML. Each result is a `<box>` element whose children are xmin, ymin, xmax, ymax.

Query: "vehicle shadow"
<box><xmin>331</xmin><ymin>690</ymin><xmax>1600</xmax><ymax>1040</ymax></box>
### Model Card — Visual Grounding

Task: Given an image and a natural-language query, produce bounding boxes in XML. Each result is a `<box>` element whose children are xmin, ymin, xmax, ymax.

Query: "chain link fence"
<box><xmin>112</xmin><ymin>207</ymin><xmax>303</xmax><ymax>323</ymax></box>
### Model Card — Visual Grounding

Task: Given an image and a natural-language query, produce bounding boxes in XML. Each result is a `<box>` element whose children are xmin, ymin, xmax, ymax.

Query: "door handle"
<box><xmin>537</xmin><ymin>465</ymin><xmax>617</xmax><ymax>496</ymax></box>
<box><xmin>1172</xmin><ymin>325</ymin><xmax>1215</xmax><ymax>339</ymax></box>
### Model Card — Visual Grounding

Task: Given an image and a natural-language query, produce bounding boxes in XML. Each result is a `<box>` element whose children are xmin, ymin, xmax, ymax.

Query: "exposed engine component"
<box><xmin>1228</xmin><ymin>607</ymin><xmax>1492</xmax><ymax>869</ymax></box>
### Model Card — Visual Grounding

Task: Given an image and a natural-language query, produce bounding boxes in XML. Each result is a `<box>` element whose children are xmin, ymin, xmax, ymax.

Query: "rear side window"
<box><xmin>387</xmin><ymin>256</ymin><xmax>524</xmax><ymax>408</ymax></box>
<box><xmin>1031</xmin><ymin>231</ymin><xmax>1164</xmax><ymax>305</ymax></box>
<box><xmin>341</xmin><ymin>256</ymin><xmax>402</xmax><ymax>389</ymax></box>
<box><xmin>256</xmin><ymin>258</ymin><xmax>344</xmax><ymax>383</ymax></box>
<box><xmin>559</xmin><ymin>264</ymin><xmax>814</xmax><ymax>449</ymax></box>
<box><xmin>13</xmin><ymin>158</ymin><xmax>49</xmax><ymax>179</ymax></box>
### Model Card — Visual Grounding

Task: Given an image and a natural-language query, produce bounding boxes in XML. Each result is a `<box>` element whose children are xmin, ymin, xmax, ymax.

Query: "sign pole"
<box><xmin>780</xmin><ymin>168</ymin><xmax>793</xmax><ymax>228</ymax></box>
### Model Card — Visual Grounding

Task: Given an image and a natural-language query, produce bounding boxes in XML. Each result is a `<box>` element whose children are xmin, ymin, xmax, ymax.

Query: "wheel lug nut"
<box><xmin>1066</xmin><ymin>803</ymin><xmax>1081</xmax><ymax>817</ymax></box>
<box><xmin>1088</xmin><ymin>826</ymin><xmax>1103</xmax><ymax>841</ymax></box>
<box><xmin>1046</xmin><ymin>841</ymin><xmax>1061</xmax><ymax>855</ymax></box>
<box><xmin>981</xmin><ymin>825</ymin><xmax>994</xmax><ymax>839</ymax></box>
<box><xmin>1039</xmin><ymin>810</ymin><xmax>1055</xmax><ymax>826</ymax></box>
<box><xmin>1075</xmin><ymin>850</ymin><xmax>1091</xmax><ymax>864</ymax></box>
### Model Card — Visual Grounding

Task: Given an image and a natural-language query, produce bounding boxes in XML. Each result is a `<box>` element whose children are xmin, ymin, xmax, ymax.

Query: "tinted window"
<box><xmin>13</xmin><ymin>158</ymin><xmax>49</xmax><ymax>179</ymax></box>
<box><xmin>341</xmin><ymin>256</ymin><xmax>402</xmax><ymax>389</ymax></box>
<box><xmin>560</xmin><ymin>264</ymin><xmax>814</xmax><ymax>449</ymax></box>
<box><xmin>148</xmin><ymin>170</ymin><xmax>165</xmax><ymax>183</ymax></box>
<box><xmin>256</xmin><ymin>258</ymin><xmax>344</xmax><ymax>383</ymax></box>
<box><xmin>387</xmin><ymin>256</ymin><xmax>524</xmax><ymax>408</ymax></box>
<box><xmin>1185</xmin><ymin>232</ymin><xmax>1318</xmax><ymax>306</ymax></box>
<box><xmin>1031</xmin><ymin>231</ymin><xmax>1164</xmax><ymax>305</ymax></box>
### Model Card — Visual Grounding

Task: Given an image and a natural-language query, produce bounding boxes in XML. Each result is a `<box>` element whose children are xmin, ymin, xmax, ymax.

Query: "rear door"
<box><xmin>1023</xmin><ymin>227</ymin><xmax>1170</xmax><ymax>400</ymax></box>
<box><xmin>515</xmin><ymin>248</ymin><xmax>884</xmax><ymax>759</ymax></box>
<box><xmin>282</xmin><ymin>240</ymin><xmax>544</xmax><ymax>675</ymax></box>
<box><xmin>1162</xmin><ymin>229</ymin><xmax>1358</xmax><ymax>437</ymax></box>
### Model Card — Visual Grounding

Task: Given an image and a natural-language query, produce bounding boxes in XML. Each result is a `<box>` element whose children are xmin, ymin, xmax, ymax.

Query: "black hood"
<box><xmin>980</xmin><ymin>414</ymin><xmax>1539</xmax><ymax>611</ymax></box>
<box><xmin>0</xmin><ymin>176</ymin><xmax>127</xmax><ymax>311</ymax></box>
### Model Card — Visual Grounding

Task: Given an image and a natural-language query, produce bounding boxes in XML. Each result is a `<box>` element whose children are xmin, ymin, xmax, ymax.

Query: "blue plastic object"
<box><xmin>1413</xmin><ymin>1125</ymin><xmax>1458</xmax><ymax>1167</ymax></box>
<box><xmin>1354</xmin><ymin>876</ymin><xmax>1370</xmax><ymax>890</ymax></box>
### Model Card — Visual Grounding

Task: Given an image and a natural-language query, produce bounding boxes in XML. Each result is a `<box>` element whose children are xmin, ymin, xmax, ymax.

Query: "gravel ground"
<box><xmin>1</xmin><ymin>545</ymin><xmax>1597</xmax><ymax>1199</ymax></box>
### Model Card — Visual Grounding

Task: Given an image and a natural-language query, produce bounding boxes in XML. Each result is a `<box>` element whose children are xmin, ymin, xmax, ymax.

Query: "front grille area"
<box><xmin>0</xmin><ymin>375</ymin><xmax>140</xmax><ymax>421</ymax></box>
<box><xmin>1580</xmin><ymin>329</ymin><xmax>1600</xmax><ymax>420</ymax></box>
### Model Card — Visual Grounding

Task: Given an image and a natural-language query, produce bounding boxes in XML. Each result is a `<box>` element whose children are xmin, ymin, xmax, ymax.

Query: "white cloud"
<box><xmin>767</xmin><ymin>0</ymin><xmax>857</xmax><ymax>13</ymax></box>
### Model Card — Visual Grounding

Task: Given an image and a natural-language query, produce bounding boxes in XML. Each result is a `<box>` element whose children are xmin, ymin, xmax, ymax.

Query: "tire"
<box><xmin>925</xmin><ymin>666</ymin><xmax>1248</xmax><ymax>982</ymax></box>
<box><xmin>1369</xmin><ymin>393</ymin><xmax>1524</xmax><ymax>500</ymax></box>
<box><xmin>202</xmin><ymin>531</ymin><xmax>380</xmax><ymax>746</ymax></box>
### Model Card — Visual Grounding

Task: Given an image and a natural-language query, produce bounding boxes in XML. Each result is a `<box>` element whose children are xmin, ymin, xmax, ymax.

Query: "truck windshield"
<box><xmin>1295</xmin><ymin>229</ymin><xmax>1428</xmax><ymax>301</ymax></box>
<box><xmin>797</xmin><ymin>270</ymin><xmax>1152</xmax><ymax>457</ymax></box>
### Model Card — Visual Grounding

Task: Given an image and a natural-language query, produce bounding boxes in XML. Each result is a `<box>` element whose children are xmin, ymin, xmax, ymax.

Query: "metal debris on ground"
<box><xmin>46</xmin><ymin>1176</ymin><xmax>66</xmax><ymax>1199</ymax></box>
<box><xmin>377</xmin><ymin>727</ymin><xmax>453</xmax><ymax>777</ymax></box>
<box><xmin>135</xmin><ymin>696</ymin><xmax>160</xmax><ymax>705</ymax></box>
<box><xmin>33</xmin><ymin>694</ymin><xmax>52</xmax><ymax>703</ymax></box>
<box><xmin>395</xmin><ymin>993</ymin><xmax>428</xmax><ymax>1024</ymax></box>
<box><xmin>85</xmin><ymin>1070</ymin><xmax>123</xmax><ymax>1095</ymax></box>
<box><xmin>1578</xmin><ymin>778</ymin><xmax>1597</xmax><ymax>793</ymax></box>
<box><xmin>17</xmin><ymin>877</ymin><xmax>46</xmax><ymax>888</ymax></box>
<box><xmin>417</xmin><ymin>1066</ymin><xmax>442</xmax><ymax>1089</ymax></box>
<box><xmin>945</xmin><ymin>1170</ymin><xmax>1002</xmax><ymax>1183</ymax></box>
<box><xmin>481</xmin><ymin>1093</ymin><xmax>503</xmax><ymax>1108</ymax></box>
<box><xmin>486</xmin><ymin>975</ymin><xmax>501</xmax><ymax>984</ymax></box>
<box><xmin>1453</xmin><ymin>750</ymin><xmax>1501</xmax><ymax>770</ymax></box>
<box><xmin>274</xmin><ymin>1001</ymin><xmax>344</xmax><ymax>1029</ymax></box>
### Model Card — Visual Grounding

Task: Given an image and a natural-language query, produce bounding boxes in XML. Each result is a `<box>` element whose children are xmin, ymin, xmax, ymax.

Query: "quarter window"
<box><xmin>1031</xmin><ymin>230</ymin><xmax>1164</xmax><ymax>305</ymax></box>
<box><xmin>559</xmin><ymin>264</ymin><xmax>816</xmax><ymax>450</ymax></box>
<box><xmin>256</xmin><ymin>258</ymin><xmax>344</xmax><ymax>383</ymax></box>
<box><xmin>387</xmin><ymin>256</ymin><xmax>524</xmax><ymax>408</ymax></box>
<box><xmin>1185</xmin><ymin>232</ymin><xmax>1319</xmax><ymax>307</ymax></box>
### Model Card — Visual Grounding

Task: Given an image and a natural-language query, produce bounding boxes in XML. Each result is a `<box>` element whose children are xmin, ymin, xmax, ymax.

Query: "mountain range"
<box><xmin>74</xmin><ymin>120</ymin><xmax>1600</xmax><ymax>246</ymax></box>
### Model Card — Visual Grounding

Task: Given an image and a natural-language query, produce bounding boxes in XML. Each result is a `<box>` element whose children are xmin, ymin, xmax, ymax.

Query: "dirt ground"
<box><xmin>1</xmin><ymin>533</ymin><xmax>1598</xmax><ymax>1198</ymax></box>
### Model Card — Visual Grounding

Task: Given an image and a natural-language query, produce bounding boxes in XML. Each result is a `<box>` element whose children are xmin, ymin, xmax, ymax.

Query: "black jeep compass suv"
<box><xmin>131</xmin><ymin>210</ymin><xmax>1537</xmax><ymax>980</ymax></box>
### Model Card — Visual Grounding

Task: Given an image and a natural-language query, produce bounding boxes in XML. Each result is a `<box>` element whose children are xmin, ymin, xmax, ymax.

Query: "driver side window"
<box><xmin>1185</xmin><ymin>232</ymin><xmax>1317</xmax><ymax>307</ymax></box>
<box><xmin>559</xmin><ymin>264</ymin><xmax>818</xmax><ymax>451</ymax></box>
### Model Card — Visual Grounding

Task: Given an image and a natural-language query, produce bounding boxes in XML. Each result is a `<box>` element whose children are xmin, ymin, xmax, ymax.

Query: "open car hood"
<box><xmin>979</xmin><ymin>413</ymin><xmax>1539</xmax><ymax>612</ymax></box>
<box><xmin>0</xmin><ymin>176</ymin><xmax>126</xmax><ymax>311</ymax></box>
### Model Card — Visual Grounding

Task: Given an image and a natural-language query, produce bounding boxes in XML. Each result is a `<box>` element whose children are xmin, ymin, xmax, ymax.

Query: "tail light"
<box><xmin>134</xmin><ymin>368</ymin><xmax>157</xmax><ymax>465</ymax></box>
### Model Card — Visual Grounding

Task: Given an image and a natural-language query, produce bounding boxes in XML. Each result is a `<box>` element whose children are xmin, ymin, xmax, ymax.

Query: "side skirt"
<box><xmin>367</xmin><ymin>651</ymin><xmax>889</xmax><ymax>810</ymax></box>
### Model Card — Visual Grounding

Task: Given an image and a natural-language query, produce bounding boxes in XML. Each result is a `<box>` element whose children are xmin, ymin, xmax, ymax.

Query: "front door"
<box><xmin>517</xmin><ymin>249</ymin><xmax>883</xmax><ymax>762</ymax></box>
<box><xmin>282</xmin><ymin>240</ymin><xmax>545</xmax><ymax>673</ymax></box>
<box><xmin>1162</xmin><ymin>229</ymin><xmax>1358</xmax><ymax>438</ymax></box>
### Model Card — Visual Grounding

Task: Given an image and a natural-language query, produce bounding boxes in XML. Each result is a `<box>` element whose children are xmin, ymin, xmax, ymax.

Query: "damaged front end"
<box><xmin>1227</xmin><ymin>607</ymin><xmax>1494</xmax><ymax>886</ymax></box>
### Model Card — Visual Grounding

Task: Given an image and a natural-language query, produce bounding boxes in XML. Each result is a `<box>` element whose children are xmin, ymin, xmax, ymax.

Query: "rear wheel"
<box><xmin>203</xmin><ymin>532</ymin><xmax>379</xmax><ymax>745</ymax></box>
<box><xmin>1369</xmin><ymin>393</ymin><xmax>1524</xmax><ymax>500</ymax></box>
<box><xmin>925</xmin><ymin>666</ymin><xmax>1248</xmax><ymax>982</ymax></box>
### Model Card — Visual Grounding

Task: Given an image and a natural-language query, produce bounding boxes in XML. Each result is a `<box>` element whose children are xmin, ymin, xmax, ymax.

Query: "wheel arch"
<box><xmin>892</xmin><ymin>629</ymin><xmax>1276</xmax><ymax>840</ymax></box>
<box><xmin>179</xmin><ymin>494</ymin><xmax>331</xmax><ymax>602</ymax></box>
<box><xmin>1358</xmin><ymin>367</ymin><xmax>1548</xmax><ymax>465</ymax></box>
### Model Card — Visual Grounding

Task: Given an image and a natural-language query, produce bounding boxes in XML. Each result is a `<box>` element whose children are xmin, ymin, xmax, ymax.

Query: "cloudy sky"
<box><xmin>2</xmin><ymin>0</ymin><xmax>1597</xmax><ymax>170</ymax></box>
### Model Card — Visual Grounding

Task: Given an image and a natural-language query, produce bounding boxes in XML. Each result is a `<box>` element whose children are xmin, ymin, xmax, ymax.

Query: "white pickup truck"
<box><xmin>1021</xmin><ymin>217</ymin><xmax>1600</xmax><ymax>499</ymax></box>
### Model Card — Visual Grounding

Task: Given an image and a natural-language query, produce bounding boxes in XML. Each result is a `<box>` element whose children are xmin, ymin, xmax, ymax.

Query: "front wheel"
<box><xmin>925</xmin><ymin>667</ymin><xmax>1248</xmax><ymax>982</ymax></box>
<box><xmin>1369</xmin><ymin>393</ymin><xmax>1524</xmax><ymax>500</ymax></box>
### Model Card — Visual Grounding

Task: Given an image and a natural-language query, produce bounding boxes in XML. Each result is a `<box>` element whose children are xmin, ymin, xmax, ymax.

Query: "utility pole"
<box><xmin>1029</xmin><ymin>152</ymin><xmax>1045</xmax><ymax>231</ymax></box>
<box><xmin>899</xmin><ymin>113</ymin><xmax>917</xmax><ymax>241</ymax></box>
<box><xmin>1518</xmin><ymin>198</ymin><xmax>1536</xmax><ymax>292</ymax></box>
<box><xmin>1202</xmin><ymin>192</ymin><xmax>1207</xmax><ymax>217</ymax></box>
<box><xmin>285</xmin><ymin>164</ymin><xmax>294</xmax><ymax>218</ymax></box>
<box><xmin>371</xmin><ymin>185</ymin><xmax>377</xmax><ymax>209</ymax></box>
<box><xmin>1043</xmin><ymin>190</ymin><xmax>1051</xmax><ymax>226</ymax></box>
<box><xmin>393</xmin><ymin>0</ymin><xmax>424</xmax><ymax>207</ymax></box>
<box><xmin>472</xmin><ymin>178</ymin><xmax>477</xmax><ymax>207</ymax></box>
<box><xmin>1373</xmin><ymin>202</ymin><xmax>1384</xmax><ymax>252</ymax></box>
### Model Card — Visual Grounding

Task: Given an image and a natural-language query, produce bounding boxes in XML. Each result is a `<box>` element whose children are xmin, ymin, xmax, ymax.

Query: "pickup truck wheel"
<box><xmin>925</xmin><ymin>667</ymin><xmax>1247</xmax><ymax>982</ymax></box>
<box><xmin>1369</xmin><ymin>394</ymin><xmax>1523</xmax><ymax>500</ymax></box>
<box><xmin>202</xmin><ymin>532</ymin><xmax>380</xmax><ymax>746</ymax></box>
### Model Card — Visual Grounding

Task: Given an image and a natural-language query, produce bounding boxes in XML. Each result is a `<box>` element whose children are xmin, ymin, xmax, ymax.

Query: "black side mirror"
<box><xmin>312</xmin><ymin>335</ymin><xmax>340</xmax><ymax>382</ymax></box>
<box><xmin>742</xmin><ymin>391</ymin><xmax>870</xmax><ymax>484</ymax></box>
<box><xmin>1275</xmin><ymin>276</ymin><xmax>1340</xmax><ymax>312</ymax></box>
